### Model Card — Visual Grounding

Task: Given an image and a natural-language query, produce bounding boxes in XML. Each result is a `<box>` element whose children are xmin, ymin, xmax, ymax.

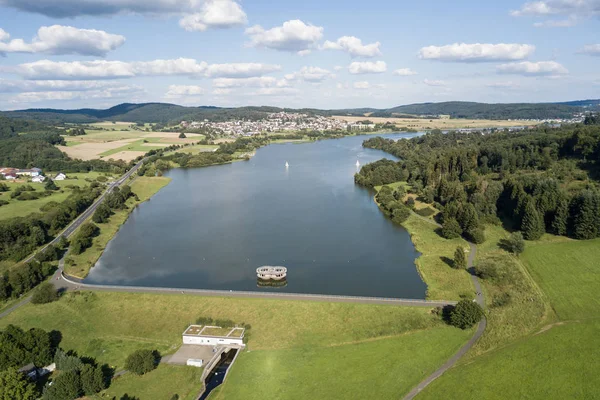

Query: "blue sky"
<box><xmin>0</xmin><ymin>0</ymin><xmax>598</xmax><ymax>110</ymax></box>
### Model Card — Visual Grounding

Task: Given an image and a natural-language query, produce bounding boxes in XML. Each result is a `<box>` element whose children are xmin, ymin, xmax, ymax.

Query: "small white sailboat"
<box><xmin>355</xmin><ymin>160</ymin><xmax>360</xmax><ymax>167</ymax></box>
<box><xmin>285</xmin><ymin>161</ymin><xmax>289</xmax><ymax>168</ymax></box>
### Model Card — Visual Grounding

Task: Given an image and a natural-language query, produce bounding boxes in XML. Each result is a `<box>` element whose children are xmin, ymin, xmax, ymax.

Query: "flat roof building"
<box><xmin>182</xmin><ymin>325</ymin><xmax>245</xmax><ymax>347</ymax></box>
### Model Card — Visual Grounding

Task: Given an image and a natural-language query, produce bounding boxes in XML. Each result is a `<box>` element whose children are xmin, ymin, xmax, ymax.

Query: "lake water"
<box><xmin>85</xmin><ymin>133</ymin><xmax>427</xmax><ymax>298</ymax></box>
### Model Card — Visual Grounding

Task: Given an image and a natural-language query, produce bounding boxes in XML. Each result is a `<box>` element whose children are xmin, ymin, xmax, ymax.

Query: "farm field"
<box><xmin>416</xmin><ymin>235</ymin><xmax>600</xmax><ymax>399</ymax></box>
<box><xmin>332</xmin><ymin>115</ymin><xmax>540</xmax><ymax>131</ymax></box>
<box><xmin>59</xmin><ymin>125</ymin><xmax>204</xmax><ymax>161</ymax></box>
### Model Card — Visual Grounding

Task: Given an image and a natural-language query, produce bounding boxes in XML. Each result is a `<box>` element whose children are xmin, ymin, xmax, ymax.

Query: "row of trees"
<box><xmin>0</xmin><ymin>325</ymin><xmax>57</xmax><ymax>370</ymax></box>
<box><xmin>43</xmin><ymin>349</ymin><xmax>108</xmax><ymax>400</ymax></box>
<box><xmin>356</xmin><ymin>122</ymin><xmax>600</xmax><ymax>241</ymax></box>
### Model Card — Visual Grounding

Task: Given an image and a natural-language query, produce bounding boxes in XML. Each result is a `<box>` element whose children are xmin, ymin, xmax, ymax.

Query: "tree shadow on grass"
<box><xmin>440</xmin><ymin>256</ymin><xmax>454</xmax><ymax>269</ymax></box>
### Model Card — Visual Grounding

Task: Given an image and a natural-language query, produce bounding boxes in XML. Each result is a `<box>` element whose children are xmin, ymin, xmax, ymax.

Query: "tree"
<box><xmin>392</xmin><ymin>205</ymin><xmax>411</xmax><ymax>224</ymax></box>
<box><xmin>31</xmin><ymin>282</ymin><xmax>58</xmax><ymax>304</ymax></box>
<box><xmin>0</xmin><ymin>368</ymin><xmax>38</xmax><ymax>400</ymax></box>
<box><xmin>453</xmin><ymin>246</ymin><xmax>467</xmax><ymax>269</ymax></box>
<box><xmin>44</xmin><ymin>179</ymin><xmax>58</xmax><ymax>191</ymax></box>
<box><xmin>54</xmin><ymin>349</ymin><xmax>83</xmax><ymax>372</ymax></box>
<box><xmin>178</xmin><ymin>132</ymin><xmax>187</xmax><ymax>139</ymax></box>
<box><xmin>405</xmin><ymin>197</ymin><xmax>415</xmax><ymax>209</ymax></box>
<box><xmin>521</xmin><ymin>201</ymin><xmax>545</xmax><ymax>240</ymax></box>
<box><xmin>458</xmin><ymin>203</ymin><xmax>479</xmax><ymax>233</ymax></box>
<box><xmin>441</xmin><ymin>218</ymin><xmax>462</xmax><ymax>239</ymax></box>
<box><xmin>505</xmin><ymin>232</ymin><xmax>525</xmax><ymax>255</ymax></box>
<box><xmin>572</xmin><ymin>191</ymin><xmax>600</xmax><ymax>240</ymax></box>
<box><xmin>449</xmin><ymin>300</ymin><xmax>484</xmax><ymax>329</ymax></box>
<box><xmin>466</xmin><ymin>227</ymin><xmax>486</xmax><ymax>244</ymax></box>
<box><xmin>124</xmin><ymin>349</ymin><xmax>157</xmax><ymax>375</ymax></box>
<box><xmin>551</xmin><ymin>197</ymin><xmax>569</xmax><ymax>236</ymax></box>
<box><xmin>80</xmin><ymin>364</ymin><xmax>106</xmax><ymax>395</ymax></box>
<box><xmin>43</xmin><ymin>370</ymin><xmax>82</xmax><ymax>400</ymax></box>
<box><xmin>92</xmin><ymin>203</ymin><xmax>112</xmax><ymax>224</ymax></box>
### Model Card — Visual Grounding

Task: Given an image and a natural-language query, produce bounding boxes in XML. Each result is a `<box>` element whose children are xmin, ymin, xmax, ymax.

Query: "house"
<box><xmin>4</xmin><ymin>173</ymin><xmax>17</xmax><ymax>180</ymax></box>
<box><xmin>182</xmin><ymin>325</ymin><xmax>245</xmax><ymax>347</ymax></box>
<box><xmin>16</xmin><ymin>167</ymin><xmax>42</xmax><ymax>177</ymax></box>
<box><xmin>32</xmin><ymin>175</ymin><xmax>46</xmax><ymax>183</ymax></box>
<box><xmin>54</xmin><ymin>173</ymin><xmax>67</xmax><ymax>181</ymax></box>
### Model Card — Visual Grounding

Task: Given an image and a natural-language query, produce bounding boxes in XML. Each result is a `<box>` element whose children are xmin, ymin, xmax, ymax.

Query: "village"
<box><xmin>180</xmin><ymin>111</ymin><xmax>375</xmax><ymax>136</ymax></box>
<box><xmin>0</xmin><ymin>167</ymin><xmax>66</xmax><ymax>183</ymax></box>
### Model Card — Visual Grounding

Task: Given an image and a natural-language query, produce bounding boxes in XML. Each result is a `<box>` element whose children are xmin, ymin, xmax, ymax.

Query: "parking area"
<box><xmin>166</xmin><ymin>344</ymin><xmax>218</xmax><ymax>365</ymax></box>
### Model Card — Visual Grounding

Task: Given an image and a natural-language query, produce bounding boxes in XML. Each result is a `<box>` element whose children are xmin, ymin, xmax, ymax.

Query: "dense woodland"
<box><xmin>356</xmin><ymin>116</ymin><xmax>600</xmax><ymax>241</ymax></box>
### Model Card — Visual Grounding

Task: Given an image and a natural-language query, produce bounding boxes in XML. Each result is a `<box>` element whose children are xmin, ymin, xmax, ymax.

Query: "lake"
<box><xmin>85</xmin><ymin>133</ymin><xmax>428</xmax><ymax>298</ymax></box>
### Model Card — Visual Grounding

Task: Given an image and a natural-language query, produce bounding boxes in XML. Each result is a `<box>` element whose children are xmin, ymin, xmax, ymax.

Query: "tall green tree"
<box><xmin>551</xmin><ymin>197</ymin><xmax>570</xmax><ymax>236</ymax></box>
<box><xmin>441</xmin><ymin>218</ymin><xmax>462</xmax><ymax>239</ymax></box>
<box><xmin>0</xmin><ymin>368</ymin><xmax>38</xmax><ymax>400</ymax></box>
<box><xmin>453</xmin><ymin>247</ymin><xmax>467</xmax><ymax>269</ymax></box>
<box><xmin>80</xmin><ymin>364</ymin><xmax>106</xmax><ymax>395</ymax></box>
<box><xmin>43</xmin><ymin>370</ymin><xmax>81</xmax><ymax>400</ymax></box>
<box><xmin>521</xmin><ymin>201</ymin><xmax>545</xmax><ymax>240</ymax></box>
<box><xmin>572</xmin><ymin>191</ymin><xmax>600</xmax><ymax>240</ymax></box>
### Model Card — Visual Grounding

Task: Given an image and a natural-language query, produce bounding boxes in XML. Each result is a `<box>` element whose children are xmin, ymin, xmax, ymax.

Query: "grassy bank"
<box><xmin>65</xmin><ymin>176</ymin><xmax>171</xmax><ymax>278</ymax></box>
<box><xmin>417</xmin><ymin>233</ymin><xmax>600</xmax><ymax>399</ymax></box>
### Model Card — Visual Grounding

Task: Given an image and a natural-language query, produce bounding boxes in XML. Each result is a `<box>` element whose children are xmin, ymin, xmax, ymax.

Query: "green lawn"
<box><xmin>417</xmin><ymin>319</ymin><xmax>600</xmax><ymax>400</ymax></box>
<box><xmin>100</xmin><ymin>137</ymin><xmax>169</xmax><ymax>156</ymax></box>
<box><xmin>522</xmin><ymin>237</ymin><xmax>600</xmax><ymax>321</ymax></box>
<box><xmin>417</xmin><ymin>232</ymin><xmax>600</xmax><ymax>399</ymax></box>
<box><xmin>0</xmin><ymin>292</ymin><xmax>461</xmax><ymax>370</ymax></box>
<box><xmin>213</xmin><ymin>326</ymin><xmax>472</xmax><ymax>400</ymax></box>
<box><xmin>65</xmin><ymin>176</ymin><xmax>171</xmax><ymax>278</ymax></box>
<box><xmin>93</xmin><ymin>364</ymin><xmax>203</xmax><ymax>400</ymax></box>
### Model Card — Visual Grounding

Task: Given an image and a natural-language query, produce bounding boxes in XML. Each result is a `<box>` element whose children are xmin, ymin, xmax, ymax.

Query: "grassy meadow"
<box><xmin>65</xmin><ymin>176</ymin><xmax>171</xmax><ymax>278</ymax></box>
<box><xmin>417</xmin><ymin>233</ymin><xmax>600</xmax><ymax>399</ymax></box>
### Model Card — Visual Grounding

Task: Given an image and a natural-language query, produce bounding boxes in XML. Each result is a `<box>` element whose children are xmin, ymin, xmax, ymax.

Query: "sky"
<box><xmin>0</xmin><ymin>0</ymin><xmax>599</xmax><ymax>111</ymax></box>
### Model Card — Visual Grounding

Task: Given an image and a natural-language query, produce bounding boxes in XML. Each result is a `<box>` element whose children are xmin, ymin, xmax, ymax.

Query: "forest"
<box><xmin>355</xmin><ymin>116</ymin><xmax>600</xmax><ymax>241</ymax></box>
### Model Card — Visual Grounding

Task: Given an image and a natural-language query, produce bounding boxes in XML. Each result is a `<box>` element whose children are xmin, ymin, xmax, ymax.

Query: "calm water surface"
<box><xmin>86</xmin><ymin>133</ymin><xmax>427</xmax><ymax>298</ymax></box>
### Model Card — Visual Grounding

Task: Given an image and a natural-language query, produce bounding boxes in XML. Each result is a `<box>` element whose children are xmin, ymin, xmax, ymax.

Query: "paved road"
<box><xmin>403</xmin><ymin>237</ymin><xmax>487</xmax><ymax>400</ymax></box>
<box><xmin>22</xmin><ymin>158</ymin><xmax>146</xmax><ymax>264</ymax></box>
<box><xmin>55</xmin><ymin>272</ymin><xmax>457</xmax><ymax>308</ymax></box>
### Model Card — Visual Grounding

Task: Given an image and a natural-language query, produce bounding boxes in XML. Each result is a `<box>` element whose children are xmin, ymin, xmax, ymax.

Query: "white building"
<box><xmin>182</xmin><ymin>325</ymin><xmax>245</xmax><ymax>347</ymax></box>
<box><xmin>16</xmin><ymin>168</ymin><xmax>42</xmax><ymax>177</ymax></box>
<box><xmin>32</xmin><ymin>175</ymin><xmax>46</xmax><ymax>183</ymax></box>
<box><xmin>54</xmin><ymin>173</ymin><xmax>67</xmax><ymax>181</ymax></box>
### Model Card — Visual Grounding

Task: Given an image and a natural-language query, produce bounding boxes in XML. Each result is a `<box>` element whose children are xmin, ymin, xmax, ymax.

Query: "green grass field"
<box><xmin>212</xmin><ymin>326</ymin><xmax>471</xmax><ymax>400</ymax></box>
<box><xmin>93</xmin><ymin>364</ymin><xmax>203</xmax><ymax>400</ymax></box>
<box><xmin>417</xmin><ymin>233</ymin><xmax>600</xmax><ymax>399</ymax></box>
<box><xmin>65</xmin><ymin>176</ymin><xmax>171</xmax><ymax>278</ymax></box>
<box><xmin>521</xmin><ymin>238</ymin><xmax>600</xmax><ymax>320</ymax></box>
<box><xmin>99</xmin><ymin>137</ymin><xmax>169</xmax><ymax>156</ymax></box>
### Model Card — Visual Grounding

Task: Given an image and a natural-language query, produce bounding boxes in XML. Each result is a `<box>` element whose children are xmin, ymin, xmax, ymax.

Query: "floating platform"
<box><xmin>256</xmin><ymin>266</ymin><xmax>287</xmax><ymax>281</ymax></box>
<box><xmin>257</xmin><ymin>279</ymin><xmax>288</xmax><ymax>288</ymax></box>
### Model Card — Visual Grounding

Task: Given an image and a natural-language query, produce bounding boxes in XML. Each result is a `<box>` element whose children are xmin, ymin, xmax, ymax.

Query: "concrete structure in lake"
<box><xmin>182</xmin><ymin>325</ymin><xmax>245</xmax><ymax>347</ymax></box>
<box><xmin>256</xmin><ymin>266</ymin><xmax>287</xmax><ymax>280</ymax></box>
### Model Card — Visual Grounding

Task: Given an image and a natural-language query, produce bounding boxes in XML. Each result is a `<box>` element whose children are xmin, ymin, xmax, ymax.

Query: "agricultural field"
<box><xmin>416</xmin><ymin>235</ymin><xmax>600</xmax><ymax>399</ymax></box>
<box><xmin>332</xmin><ymin>115</ymin><xmax>540</xmax><ymax>131</ymax></box>
<box><xmin>0</xmin><ymin>292</ymin><xmax>472</xmax><ymax>399</ymax></box>
<box><xmin>59</xmin><ymin>123</ymin><xmax>204</xmax><ymax>161</ymax></box>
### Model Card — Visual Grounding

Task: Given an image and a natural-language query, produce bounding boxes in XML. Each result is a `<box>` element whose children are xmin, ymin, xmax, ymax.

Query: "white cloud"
<box><xmin>321</xmin><ymin>36</ymin><xmax>381</xmax><ymax>58</ymax></box>
<box><xmin>510</xmin><ymin>0</ymin><xmax>600</xmax><ymax>26</ymax></box>
<box><xmin>297</xmin><ymin>49</ymin><xmax>312</xmax><ymax>56</ymax></box>
<box><xmin>393</xmin><ymin>68</ymin><xmax>418</xmax><ymax>76</ymax></box>
<box><xmin>353</xmin><ymin>81</ymin><xmax>370</xmax><ymax>89</ymax></box>
<box><xmin>9</xmin><ymin>85</ymin><xmax>143</xmax><ymax>103</ymax></box>
<box><xmin>179</xmin><ymin>0</ymin><xmax>246</xmax><ymax>31</ymax></box>
<box><xmin>245</xmin><ymin>20</ymin><xmax>324</xmax><ymax>52</ymax></box>
<box><xmin>0</xmin><ymin>25</ymin><xmax>125</xmax><ymax>56</ymax></box>
<box><xmin>418</xmin><ymin>43</ymin><xmax>535</xmax><ymax>62</ymax></box>
<box><xmin>333</xmin><ymin>65</ymin><xmax>344</xmax><ymax>71</ymax></box>
<box><xmin>423</xmin><ymin>79</ymin><xmax>447</xmax><ymax>87</ymax></box>
<box><xmin>212</xmin><ymin>77</ymin><xmax>289</xmax><ymax>88</ymax></box>
<box><xmin>165</xmin><ymin>85</ymin><xmax>204</xmax><ymax>98</ymax></box>
<box><xmin>497</xmin><ymin>61</ymin><xmax>569</xmax><ymax>76</ymax></box>
<box><xmin>579</xmin><ymin>44</ymin><xmax>600</xmax><ymax>56</ymax></box>
<box><xmin>348</xmin><ymin>61</ymin><xmax>387</xmax><ymax>74</ymax></box>
<box><xmin>0</xmin><ymin>29</ymin><xmax>10</xmax><ymax>42</ymax></box>
<box><xmin>0</xmin><ymin>79</ymin><xmax>135</xmax><ymax>93</ymax></box>
<box><xmin>212</xmin><ymin>88</ymin><xmax>232</xmax><ymax>95</ymax></box>
<box><xmin>285</xmin><ymin>66</ymin><xmax>333</xmax><ymax>82</ymax></box>
<box><xmin>6</xmin><ymin>59</ymin><xmax>281</xmax><ymax>80</ymax></box>
<box><xmin>204</xmin><ymin>63</ymin><xmax>281</xmax><ymax>78</ymax></box>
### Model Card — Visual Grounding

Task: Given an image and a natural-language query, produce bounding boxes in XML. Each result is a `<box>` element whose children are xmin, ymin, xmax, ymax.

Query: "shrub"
<box><xmin>491</xmin><ymin>292</ymin><xmax>512</xmax><ymax>308</ymax></box>
<box><xmin>449</xmin><ymin>300</ymin><xmax>484</xmax><ymax>329</ymax></box>
<box><xmin>466</xmin><ymin>227</ymin><xmax>486</xmax><ymax>244</ymax></box>
<box><xmin>45</xmin><ymin>179</ymin><xmax>58</xmax><ymax>191</ymax></box>
<box><xmin>506</xmin><ymin>232</ymin><xmax>525</xmax><ymax>255</ymax></box>
<box><xmin>392</xmin><ymin>205</ymin><xmax>411</xmax><ymax>224</ymax></box>
<box><xmin>474</xmin><ymin>258</ymin><xmax>516</xmax><ymax>284</ymax></box>
<box><xmin>96</xmin><ymin>176</ymin><xmax>108</xmax><ymax>183</ymax></box>
<box><xmin>441</xmin><ymin>218</ymin><xmax>462</xmax><ymax>239</ymax></box>
<box><xmin>453</xmin><ymin>246</ymin><xmax>467</xmax><ymax>269</ymax></box>
<box><xmin>32</xmin><ymin>282</ymin><xmax>58</xmax><ymax>304</ymax></box>
<box><xmin>178</xmin><ymin>133</ymin><xmax>187</xmax><ymax>138</ymax></box>
<box><xmin>405</xmin><ymin>197</ymin><xmax>415</xmax><ymax>209</ymax></box>
<box><xmin>44</xmin><ymin>370</ymin><xmax>82</xmax><ymax>400</ymax></box>
<box><xmin>124</xmin><ymin>349</ymin><xmax>157</xmax><ymax>375</ymax></box>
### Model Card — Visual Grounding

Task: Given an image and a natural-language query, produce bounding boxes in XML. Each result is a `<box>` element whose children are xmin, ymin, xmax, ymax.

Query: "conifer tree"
<box><xmin>551</xmin><ymin>197</ymin><xmax>569</xmax><ymax>236</ymax></box>
<box><xmin>453</xmin><ymin>246</ymin><xmax>467</xmax><ymax>269</ymax></box>
<box><xmin>521</xmin><ymin>201</ymin><xmax>545</xmax><ymax>240</ymax></box>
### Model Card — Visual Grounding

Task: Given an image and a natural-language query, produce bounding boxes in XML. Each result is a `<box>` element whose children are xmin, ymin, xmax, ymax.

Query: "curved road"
<box><xmin>403</xmin><ymin>213</ymin><xmax>486</xmax><ymax>400</ymax></box>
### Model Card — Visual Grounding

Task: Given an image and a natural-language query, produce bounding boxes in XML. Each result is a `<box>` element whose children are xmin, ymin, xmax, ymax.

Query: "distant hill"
<box><xmin>2</xmin><ymin>100</ymin><xmax>597</xmax><ymax>124</ymax></box>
